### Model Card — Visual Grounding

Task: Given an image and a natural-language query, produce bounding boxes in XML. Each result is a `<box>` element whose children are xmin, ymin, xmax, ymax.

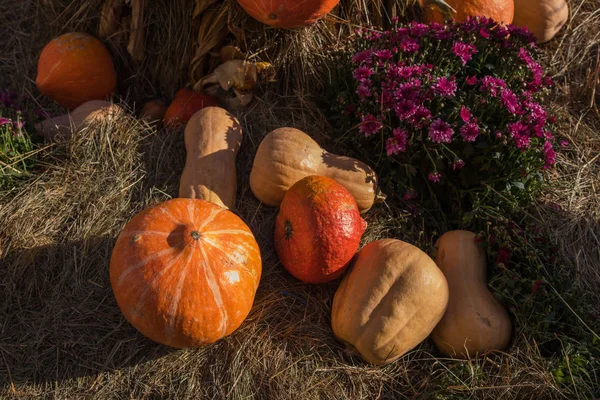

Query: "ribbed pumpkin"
<box><xmin>420</xmin><ymin>0</ymin><xmax>514</xmax><ymax>24</ymax></box>
<box><xmin>163</xmin><ymin>88</ymin><xmax>220</xmax><ymax>128</ymax></box>
<box><xmin>332</xmin><ymin>239</ymin><xmax>449</xmax><ymax>365</ymax></box>
<box><xmin>512</xmin><ymin>0</ymin><xmax>568</xmax><ymax>43</ymax></box>
<box><xmin>110</xmin><ymin>198</ymin><xmax>262</xmax><ymax>348</ymax></box>
<box><xmin>274</xmin><ymin>175</ymin><xmax>366</xmax><ymax>284</ymax></box>
<box><xmin>36</xmin><ymin>32</ymin><xmax>117</xmax><ymax>110</ymax></box>
<box><xmin>236</xmin><ymin>0</ymin><xmax>340</xmax><ymax>28</ymax></box>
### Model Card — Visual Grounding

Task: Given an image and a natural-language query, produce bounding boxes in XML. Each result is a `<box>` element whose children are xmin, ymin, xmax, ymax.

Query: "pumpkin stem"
<box><xmin>190</xmin><ymin>231</ymin><xmax>201</xmax><ymax>241</ymax></box>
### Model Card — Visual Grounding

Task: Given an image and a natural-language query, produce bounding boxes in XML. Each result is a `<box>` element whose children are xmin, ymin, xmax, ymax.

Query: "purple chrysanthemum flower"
<box><xmin>395</xmin><ymin>99</ymin><xmax>418</xmax><ymax>120</ymax></box>
<box><xmin>394</xmin><ymin>79</ymin><xmax>422</xmax><ymax>101</ymax></box>
<box><xmin>409</xmin><ymin>22</ymin><xmax>430</xmax><ymax>37</ymax></box>
<box><xmin>480</xmin><ymin>76</ymin><xmax>506</xmax><ymax>97</ymax></box>
<box><xmin>428</xmin><ymin>119</ymin><xmax>454</xmax><ymax>143</ymax></box>
<box><xmin>560</xmin><ymin>139</ymin><xmax>568</xmax><ymax>147</ymax></box>
<box><xmin>400</xmin><ymin>37</ymin><xmax>420</xmax><ymax>53</ymax></box>
<box><xmin>432</xmin><ymin>76</ymin><xmax>457</xmax><ymax>98</ymax></box>
<box><xmin>451</xmin><ymin>41</ymin><xmax>478</xmax><ymax>65</ymax></box>
<box><xmin>513</xmin><ymin>133</ymin><xmax>532</xmax><ymax>149</ymax></box>
<box><xmin>386</xmin><ymin>128</ymin><xmax>408</xmax><ymax>155</ymax></box>
<box><xmin>359</xmin><ymin>114</ymin><xmax>382</xmax><ymax>136</ymax></box>
<box><xmin>357</xmin><ymin>81</ymin><xmax>371</xmax><ymax>100</ymax></box>
<box><xmin>459</xmin><ymin>106</ymin><xmax>472</xmax><ymax>123</ymax></box>
<box><xmin>465</xmin><ymin>76</ymin><xmax>478</xmax><ymax>85</ymax></box>
<box><xmin>352</xmin><ymin>49</ymin><xmax>373</xmax><ymax>64</ymax></box>
<box><xmin>460</xmin><ymin>122</ymin><xmax>480</xmax><ymax>142</ymax></box>
<box><xmin>428</xmin><ymin>171</ymin><xmax>441</xmax><ymax>183</ymax></box>
<box><xmin>353</xmin><ymin>65</ymin><xmax>374</xmax><ymax>81</ymax></box>
<box><xmin>0</xmin><ymin>117</ymin><xmax>11</xmax><ymax>126</ymax></box>
<box><xmin>409</xmin><ymin>106</ymin><xmax>432</xmax><ymax>128</ymax></box>
<box><xmin>543</xmin><ymin>141</ymin><xmax>556</xmax><ymax>167</ymax></box>
<box><xmin>500</xmin><ymin>89</ymin><xmax>522</xmax><ymax>114</ymax></box>
<box><xmin>375</xmin><ymin>49</ymin><xmax>393</xmax><ymax>61</ymax></box>
<box><xmin>452</xmin><ymin>159</ymin><xmax>465</xmax><ymax>170</ymax></box>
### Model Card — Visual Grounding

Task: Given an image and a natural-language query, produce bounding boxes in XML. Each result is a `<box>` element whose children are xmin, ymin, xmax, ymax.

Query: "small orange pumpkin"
<box><xmin>274</xmin><ymin>175</ymin><xmax>366</xmax><ymax>284</ymax></box>
<box><xmin>420</xmin><ymin>0</ymin><xmax>514</xmax><ymax>25</ymax></box>
<box><xmin>163</xmin><ymin>88</ymin><xmax>220</xmax><ymax>128</ymax></box>
<box><xmin>36</xmin><ymin>32</ymin><xmax>117</xmax><ymax>110</ymax></box>
<box><xmin>110</xmin><ymin>198</ymin><xmax>262</xmax><ymax>348</ymax></box>
<box><xmin>236</xmin><ymin>0</ymin><xmax>340</xmax><ymax>28</ymax></box>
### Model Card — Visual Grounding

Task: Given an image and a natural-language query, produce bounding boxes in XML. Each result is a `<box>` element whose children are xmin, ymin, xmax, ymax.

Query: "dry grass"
<box><xmin>0</xmin><ymin>0</ymin><xmax>599</xmax><ymax>399</ymax></box>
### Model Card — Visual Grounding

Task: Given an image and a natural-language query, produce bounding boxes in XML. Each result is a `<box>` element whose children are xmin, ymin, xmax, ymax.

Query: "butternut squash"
<box><xmin>249</xmin><ymin>128</ymin><xmax>381</xmax><ymax>213</ymax></box>
<box><xmin>331</xmin><ymin>239</ymin><xmax>449</xmax><ymax>365</ymax></box>
<box><xmin>179</xmin><ymin>107</ymin><xmax>242</xmax><ymax>210</ymax></box>
<box><xmin>35</xmin><ymin>100</ymin><xmax>124</xmax><ymax>141</ymax></box>
<box><xmin>431</xmin><ymin>230</ymin><xmax>512</xmax><ymax>358</ymax></box>
<box><xmin>512</xmin><ymin>0</ymin><xmax>568</xmax><ymax>44</ymax></box>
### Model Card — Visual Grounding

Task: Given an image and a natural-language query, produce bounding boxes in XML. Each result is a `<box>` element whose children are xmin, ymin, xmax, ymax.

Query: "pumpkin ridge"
<box><xmin>197</xmin><ymin>206</ymin><xmax>225</xmax><ymax>231</ymax></box>
<box><xmin>116</xmin><ymin>246</ymin><xmax>174</xmax><ymax>287</ymax></box>
<box><xmin>158</xmin><ymin>204</ymin><xmax>187</xmax><ymax>226</ymax></box>
<box><xmin>129</xmin><ymin>249</ymin><xmax>188</xmax><ymax>321</ymax></box>
<box><xmin>201</xmin><ymin>235</ymin><xmax>257</xmax><ymax>281</ymax></box>
<box><xmin>164</xmin><ymin>248</ymin><xmax>196</xmax><ymax>338</ymax></box>
<box><xmin>198</xmin><ymin>243</ymin><xmax>229</xmax><ymax>336</ymax></box>
<box><xmin>120</xmin><ymin>230</ymin><xmax>171</xmax><ymax>239</ymax></box>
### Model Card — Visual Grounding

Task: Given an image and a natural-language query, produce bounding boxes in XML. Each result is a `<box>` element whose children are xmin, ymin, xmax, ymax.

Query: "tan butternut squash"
<box><xmin>249</xmin><ymin>128</ymin><xmax>381</xmax><ymax>213</ymax></box>
<box><xmin>513</xmin><ymin>0</ymin><xmax>568</xmax><ymax>44</ymax></box>
<box><xmin>331</xmin><ymin>239</ymin><xmax>449</xmax><ymax>365</ymax></box>
<box><xmin>35</xmin><ymin>100</ymin><xmax>124</xmax><ymax>141</ymax></box>
<box><xmin>179</xmin><ymin>107</ymin><xmax>242</xmax><ymax>210</ymax></box>
<box><xmin>431</xmin><ymin>230</ymin><xmax>512</xmax><ymax>358</ymax></box>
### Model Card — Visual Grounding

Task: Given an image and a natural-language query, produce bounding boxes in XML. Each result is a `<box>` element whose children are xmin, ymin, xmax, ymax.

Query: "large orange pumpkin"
<box><xmin>236</xmin><ymin>0</ymin><xmax>340</xmax><ymax>29</ymax></box>
<box><xmin>163</xmin><ymin>88</ymin><xmax>220</xmax><ymax>128</ymax></box>
<box><xmin>274</xmin><ymin>175</ymin><xmax>366</xmax><ymax>283</ymax></box>
<box><xmin>110</xmin><ymin>198</ymin><xmax>262</xmax><ymax>348</ymax></box>
<box><xmin>36</xmin><ymin>32</ymin><xmax>117</xmax><ymax>110</ymax></box>
<box><xmin>420</xmin><ymin>0</ymin><xmax>514</xmax><ymax>25</ymax></box>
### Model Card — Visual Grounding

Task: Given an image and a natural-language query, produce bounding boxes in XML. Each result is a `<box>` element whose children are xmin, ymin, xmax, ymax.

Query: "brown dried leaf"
<box><xmin>220</xmin><ymin>45</ymin><xmax>245</xmax><ymax>62</ymax></box>
<box><xmin>193</xmin><ymin>0</ymin><xmax>219</xmax><ymax>19</ymax></box>
<box><xmin>190</xmin><ymin>3</ymin><xmax>230</xmax><ymax>84</ymax></box>
<box><xmin>99</xmin><ymin>0</ymin><xmax>124</xmax><ymax>40</ymax></box>
<box><xmin>127</xmin><ymin>0</ymin><xmax>145</xmax><ymax>62</ymax></box>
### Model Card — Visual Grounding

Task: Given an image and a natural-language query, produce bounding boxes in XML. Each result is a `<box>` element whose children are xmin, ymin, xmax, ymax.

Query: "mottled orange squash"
<box><xmin>110</xmin><ymin>198</ymin><xmax>262</xmax><ymax>348</ymax></box>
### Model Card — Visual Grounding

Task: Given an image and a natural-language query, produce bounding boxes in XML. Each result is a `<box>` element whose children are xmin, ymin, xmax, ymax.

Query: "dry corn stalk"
<box><xmin>190</xmin><ymin>0</ymin><xmax>231</xmax><ymax>85</ymax></box>
<box><xmin>99</xmin><ymin>0</ymin><xmax>146</xmax><ymax>62</ymax></box>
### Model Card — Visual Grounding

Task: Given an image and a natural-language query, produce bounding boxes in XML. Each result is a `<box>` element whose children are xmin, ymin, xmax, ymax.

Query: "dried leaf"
<box><xmin>220</xmin><ymin>45</ymin><xmax>245</xmax><ymax>62</ymax></box>
<box><xmin>193</xmin><ymin>0</ymin><xmax>219</xmax><ymax>19</ymax></box>
<box><xmin>127</xmin><ymin>0</ymin><xmax>145</xmax><ymax>62</ymax></box>
<box><xmin>190</xmin><ymin>3</ymin><xmax>230</xmax><ymax>84</ymax></box>
<box><xmin>225</xmin><ymin>89</ymin><xmax>253</xmax><ymax>109</ymax></box>
<box><xmin>99</xmin><ymin>0</ymin><xmax>124</xmax><ymax>39</ymax></box>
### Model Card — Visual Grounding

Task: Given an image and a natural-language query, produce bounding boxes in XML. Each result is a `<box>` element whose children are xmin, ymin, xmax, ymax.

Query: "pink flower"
<box><xmin>465</xmin><ymin>76</ymin><xmax>478</xmax><ymax>85</ymax></box>
<box><xmin>0</xmin><ymin>117</ymin><xmax>11</xmax><ymax>126</ymax></box>
<box><xmin>375</xmin><ymin>49</ymin><xmax>393</xmax><ymax>61</ymax></box>
<box><xmin>480</xmin><ymin>76</ymin><xmax>506</xmax><ymax>97</ymax></box>
<box><xmin>409</xmin><ymin>106</ymin><xmax>432</xmax><ymax>128</ymax></box>
<box><xmin>460</xmin><ymin>122</ymin><xmax>480</xmax><ymax>142</ymax></box>
<box><xmin>452</xmin><ymin>159</ymin><xmax>465</xmax><ymax>170</ymax></box>
<box><xmin>428</xmin><ymin>171</ymin><xmax>441</xmax><ymax>182</ymax></box>
<box><xmin>432</xmin><ymin>76</ymin><xmax>457</xmax><ymax>98</ymax></box>
<box><xmin>459</xmin><ymin>106</ymin><xmax>472</xmax><ymax>123</ymax></box>
<box><xmin>386</xmin><ymin>128</ymin><xmax>408</xmax><ymax>155</ymax></box>
<box><xmin>543</xmin><ymin>140</ymin><xmax>556</xmax><ymax>167</ymax></box>
<box><xmin>500</xmin><ymin>89</ymin><xmax>522</xmax><ymax>114</ymax></box>
<box><xmin>400</xmin><ymin>37</ymin><xmax>420</xmax><ymax>53</ymax></box>
<box><xmin>352</xmin><ymin>49</ymin><xmax>373</xmax><ymax>64</ymax></box>
<box><xmin>403</xmin><ymin>188</ymin><xmax>418</xmax><ymax>200</ymax></box>
<box><xmin>428</xmin><ymin>119</ymin><xmax>454</xmax><ymax>143</ymax></box>
<box><xmin>359</xmin><ymin>114</ymin><xmax>382</xmax><ymax>136</ymax></box>
<box><xmin>395</xmin><ymin>100</ymin><xmax>417</xmax><ymax>120</ymax></box>
<box><xmin>409</xmin><ymin>22</ymin><xmax>430</xmax><ymax>37</ymax></box>
<box><xmin>560</xmin><ymin>139</ymin><xmax>568</xmax><ymax>147</ymax></box>
<box><xmin>353</xmin><ymin>65</ymin><xmax>374</xmax><ymax>81</ymax></box>
<box><xmin>513</xmin><ymin>133</ymin><xmax>531</xmax><ymax>149</ymax></box>
<box><xmin>357</xmin><ymin>82</ymin><xmax>371</xmax><ymax>99</ymax></box>
<box><xmin>451</xmin><ymin>41</ymin><xmax>478</xmax><ymax>65</ymax></box>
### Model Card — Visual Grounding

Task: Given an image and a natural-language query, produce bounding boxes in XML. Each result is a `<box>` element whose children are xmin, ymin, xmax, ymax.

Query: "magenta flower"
<box><xmin>432</xmin><ymin>76</ymin><xmax>457</xmax><ymax>98</ymax></box>
<box><xmin>452</xmin><ymin>159</ymin><xmax>465</xmax><ymax>170</ymax></box>
<box><xmin>409</xmin><ymin>22</ymin><xmax>430</xmax><ymax>37</ymax></box>
<box><xmin>429</xmin><ymin>119</ymin><xmax>454</xmax><ymax>143</ymax></box>
<box><xmin>400</xmin><ymin>37</ymin><xmax>420</xmax><ymax>53</ymax></box>
<box><xmin>513</xmin><ymin>133</ymin><xmax>532</xmax><ymax>149</ymax></box>
<box><xmin>0</xmin><ymin>117</ymin><xmax>11</xmax><ymax>126</ymax></box>
<box><xmin>428</xmin><ymin>171</ymin><xmax>441</xmax><ymax>183</ymax></box>
<box><xmin>386</xmin><ymin>128</ymin><xmax>408</xmax><ymax>155</ymax></box>
<box><xmin>451</xmin><ymin>41</ymin><xmax>478</xmax><ymax>65</ymax></box>
<box><xmin>409</xmin><ymin>106</ymin><xmax>432</xmax><ymax>128</ymax></box>
<box><xmin>560</xmin><ymin>139</ymin><xmax>568</xmax><ymax>147</ymax></box>
<box><xmin>359</xmin><ymin>114</ymin><xmax>382</xmax><ymax>136</ymax></box>
<box><xmin>353</xmin><ymin>65</ymin><xmax>374</xmax><ymax>81</ymax></box>
<box><xmin>460</xmin><ymin>122</ymin><xmax>480</xmax><ymax>142</ymax></box>
<box><xmin>357</xmin><ymin>82</ymin><xmax>371</xmax><ymax>100</ymax></box>
<box><xmin>480</xmin><ymin>76</ymin><xmax>506</xmax><ymax>96</ymax></box>
<box><xmin>403</xmin><ymin>188</ymin><xmax>418</xmax><ymax>200</ymax></box>
<box><xmin>395</xmin><ymin>100</ymin><xmax>418</xmax><ymax>120</ymax></box>
<box><xmin>459</xmin><ymin>106</ymin><xmax>472</xmax><ymax>123</ymax></box>
<box><xmin>543</xmin><ymin>141</ymin><xmax>556</xmax><ymax>167</ymax></box>
<box><xmin>500</xmin><ymin>89</ymin><xmax>522</xmax><ymax>114</ymax></box>
<box><xmin>352</xmin><ymin>49</ymin><xmax>373</xmax><ymax>64</ymax></box>
<box><xmin>465</xmin><ymin>76</ymin><xmax>478</xmax><ymax>85</ymax></box>
<box><xmin>375</xmin><ymin>49</ymin><xmax>393</xmax><ymax>61</ymax></box>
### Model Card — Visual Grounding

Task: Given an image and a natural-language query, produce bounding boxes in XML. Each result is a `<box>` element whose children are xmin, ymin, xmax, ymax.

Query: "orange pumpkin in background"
<box><xmin>163</xmin><ymin>88</ymin><xmax>220</xmax><ymax>128</ymax></box>
<box><xmin>274</xmin><ymin>175</ymin><xmax>366</xmax><ymax>284</ymax></box>
<box><xmin>36</xmin><ymin>32</ymin><xmax>117</xmax><ymax>110</ymax></box>
<box><xmin>420</xmin><ymin>0</ymin><xmax>514</xmax><ymax>25</ymax></box>
<box><xmin>110</xmin><ymin>198</ymin><xmax>262</xmax><ymax>348</ymax></box>
<box><xmin>236</xmin><ymin>0</ymin><xmax>340</xmax><ymax>28</ymax></box>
